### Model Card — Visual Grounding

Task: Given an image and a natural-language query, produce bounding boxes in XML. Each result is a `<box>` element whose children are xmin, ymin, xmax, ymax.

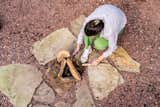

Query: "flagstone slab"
<box><xmin>31</xmin><ymin>28</ymin><xmax>76</xmax><ymax>65</ymax></box>
<box><xmin>109</xmin><ymin>47</ymin><xmax>140</xmax><ymax>73</ymax></box>
<box><xmin>33</xmin><ymin>82</ymin><xmax>55</xmax><ymax>104</ymax></box>
<box><xmin>73</xmin><ymin>80</ymin><xmax>95</xmax><ymax>107</ymax></box>
<box><xmin>0</xmin><ymin>64</ymin><xmax>42</xmax><ymax>107</ymax></box>
<box><xmin>32</xmin><ymin>104</ymin><xmax>50</xmax><ymax>107</ymax></box>
<box><xmin>55</xmin><ymin>101</ymin><xmax>71</xmax><ymax>107</ymax></box>
<box><xmin>70</xmin><ymin>15</ymin><xmax>86</xmax><ymax>36</ymax></box>
<box><xmin>87</xmin><ymin>62</ymin><xmax>124</xmax><ymax>100</ymax></box>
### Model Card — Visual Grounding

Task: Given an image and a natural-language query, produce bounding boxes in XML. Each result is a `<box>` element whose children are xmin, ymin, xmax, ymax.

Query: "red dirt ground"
<box><xmin>0</xmin><ymin>0</ymin><xmax>160</xmax><ymax>107</ymax></box>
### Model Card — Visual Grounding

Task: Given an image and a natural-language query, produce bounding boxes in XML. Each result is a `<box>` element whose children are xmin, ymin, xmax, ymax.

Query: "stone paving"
<box><xmin>54</xmin><ymin>101</ymin><xmax>71</xmax><ymax>107</ymax></box>
<box><xmin>73</xmin><ymin>80</ymin><xmax>95</xmax><ymax>107</ymax></box>
<box><xmin>88</xmin><ymin>62</ymin><xmax>124</xmax><ymax>100</ymax></box>
<box><xmin>0</xmin><ymin>15</ymin><xmax>140</xmax><ymax>107</ymax></box>
<box><xmin>33</xmin><ymin>82</ymin><xmax>55</xmax><ymax>104</ymax></box>
<box><xmin>0</xmin><ymin>64</ymin><xmax>42</xmax><ymax>107</ymax></box>
<box><xmin>31</xmin><ymin>28</ymin><xmax>76</xmax><ymax>65</ymax></box>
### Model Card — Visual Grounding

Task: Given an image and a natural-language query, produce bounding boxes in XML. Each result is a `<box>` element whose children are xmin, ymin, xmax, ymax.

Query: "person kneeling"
<box><xmin>73</xmin><ymin>4</ymin><xmax>127</xmax><ymax>66</ymax></box>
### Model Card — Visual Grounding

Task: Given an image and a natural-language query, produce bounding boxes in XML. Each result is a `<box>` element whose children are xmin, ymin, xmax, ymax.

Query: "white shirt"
<box><xmin>77</xmin><ymin>4</ymin><xmax>127</xmax><ymax>58</ymax></box>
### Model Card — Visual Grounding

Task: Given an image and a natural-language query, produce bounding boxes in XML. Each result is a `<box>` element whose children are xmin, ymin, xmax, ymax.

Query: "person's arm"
<box><xmin>87</xmin><ymin>35</ymin><xmax>117</xmax><ymax>66</ymax></box>
<box><xmin>102</xmin><ymin>16</ymin><xmax>118</xmax><ymax>58</ymax></box>
<box><xmin>73</xmin><ymin>22</ymin><xmax>86</xmax><ymax>56</ymax></box>
<box><xmin>82</xmin><ymin>33</ymin><xmax>118</xmax><ymax>66</ymax></box>
<box><xmin>102</xmin><ymin>34</ymin><xmax>117</xmax><ymax>58</ymax></box>
<box><xmin>77</xmin><ymin>23</ymin><xmax>85</xmax><ymax>45</ymax></box>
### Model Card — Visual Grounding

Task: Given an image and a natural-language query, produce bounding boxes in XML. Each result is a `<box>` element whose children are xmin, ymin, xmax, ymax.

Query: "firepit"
<box><xmin>45</xmin><ymin>50</ymin><xmax>84</xmax><ymax>82</ymax></box>
<box><xmin>57</xmin><ymin>50</ymin><xmax>82</xmax><ymax>81</ymax></box>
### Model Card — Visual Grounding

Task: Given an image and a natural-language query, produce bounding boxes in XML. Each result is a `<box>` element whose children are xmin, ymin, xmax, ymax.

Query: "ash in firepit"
<box><xmin>62</xmin><ymin>65</ymin><xmax>72</xmax><ymax>77</ymax></box>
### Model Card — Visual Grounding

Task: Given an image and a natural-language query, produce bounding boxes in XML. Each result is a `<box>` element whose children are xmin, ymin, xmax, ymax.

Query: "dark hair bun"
<box><xmin>84</xmin><ymin>19</ymin><xmax>104</xmax><ymax>36</ymax></box>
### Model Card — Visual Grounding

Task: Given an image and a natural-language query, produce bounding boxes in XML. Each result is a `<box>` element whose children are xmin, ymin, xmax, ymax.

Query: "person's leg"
<box><xmin>94</xmin><ymin>37</ymin><xmax>109</xmax><ymax>51</ymax></box>
<box><xmin>80</xmin><ymin>35</ymin><xmax>93</xmax><ymax>63</ymax></box>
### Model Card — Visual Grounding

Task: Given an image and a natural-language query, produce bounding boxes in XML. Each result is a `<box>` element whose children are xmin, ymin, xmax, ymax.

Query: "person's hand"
<box><xmin>82</xmin><ymin>55</ymin><xmax>104</xmax><ymax>66</ymax></box>
<box><xmin>72</xmin><ymin>44</ymin><xmax>81</xmax><ymax>56</ymax></box>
